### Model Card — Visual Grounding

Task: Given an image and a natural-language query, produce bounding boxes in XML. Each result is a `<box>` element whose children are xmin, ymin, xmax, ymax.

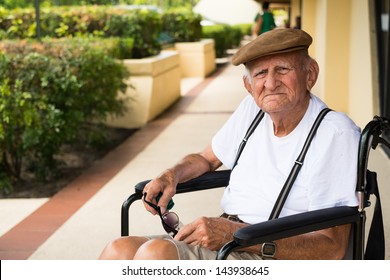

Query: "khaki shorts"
<box><xmin>148</xmin><ymin>234</ymin><xmax>264</xmax><ymax>260</ymax></box>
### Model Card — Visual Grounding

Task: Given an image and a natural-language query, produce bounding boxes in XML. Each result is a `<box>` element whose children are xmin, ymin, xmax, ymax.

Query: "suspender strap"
<box><xmin>268</xmin><ymin>108</ymin><xmax>332</xmax><ymax>220</ymax></box>
<box><xmin>232</xmin><ymin>110</ymin><xmax>265</xmax><ymax>169</ymax></box>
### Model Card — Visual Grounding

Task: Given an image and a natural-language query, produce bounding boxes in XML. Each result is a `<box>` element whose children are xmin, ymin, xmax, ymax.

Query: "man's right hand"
<box><xmin>142</xmin><ymin>169</ymin><xmax>177</xmax><ymax>215</ymax></box>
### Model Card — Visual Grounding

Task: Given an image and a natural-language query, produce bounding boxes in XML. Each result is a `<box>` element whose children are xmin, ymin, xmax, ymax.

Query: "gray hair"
<box><xmin>243</xmin><ymin>66</ymin><xmax>252</xmax><ymax>84</ymax></box>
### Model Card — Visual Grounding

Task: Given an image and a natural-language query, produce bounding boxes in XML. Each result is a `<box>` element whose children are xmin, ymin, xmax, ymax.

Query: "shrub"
<box><xmin>0</xmin><ymin>74</ymin><xmax>63</xmax><ymax>193</ymax></box>
<box><xmin>41</xmin><ymin>36</ymin><xmax>135</xmax><ymax>60</ymax></box>
<box><xmin>0</xmin><ymin>39</ymin><xmax>129</xmax><ymax>191</ymax></box>
<box><xmin>235</xmin><ymin>23</ymin><xmax>253</xmax><ymax>36</ymax></box>
<box><xmin>202</xmin><ymin>24</ymin><xmax>247</xmax><ymax>58</ymax></box>
<box><xmin>0</xmin><ymin>51</ymin><xmax>66</xmax><ymax>184</ymax></box>
<box><xmin>0</xmin><ymin>6</ymin><xmax>161</xmax><ymax>58</ymax></box>
<box><xmin>105</xmin><ymin>7</ymin><xmax>162</xmax><ymax>58</ymax></box>
<box><xmin>162</xmin><ymin>8</ymin><xmax>202</xmax><ymax>43</ymax></box>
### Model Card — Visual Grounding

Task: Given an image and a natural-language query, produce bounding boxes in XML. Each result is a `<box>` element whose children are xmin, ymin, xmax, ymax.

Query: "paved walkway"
<box><xmin>0</xmin><ymin>60</ymin><xmax>389</xmax><ymax>260</ymax></box>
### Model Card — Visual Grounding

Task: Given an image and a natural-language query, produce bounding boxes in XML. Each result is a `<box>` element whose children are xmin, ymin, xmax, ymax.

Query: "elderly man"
<box><xmin>99</xmin><ymin>29</ymin><xmax>360</xmax><ymax>260</ymax></box>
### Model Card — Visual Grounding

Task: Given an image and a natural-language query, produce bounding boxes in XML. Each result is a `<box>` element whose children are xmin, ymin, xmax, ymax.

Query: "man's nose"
<box><xmin>264</xmin><ymin>72</ymin><xmax>280</xmax><ymax>90</ymax></box>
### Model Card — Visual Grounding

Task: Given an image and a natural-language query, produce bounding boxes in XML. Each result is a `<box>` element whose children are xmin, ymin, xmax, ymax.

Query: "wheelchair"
<box><xmin>121</xmin><ymin>116</ymin><xmax>390</xmax><ymax>260</ymax></box>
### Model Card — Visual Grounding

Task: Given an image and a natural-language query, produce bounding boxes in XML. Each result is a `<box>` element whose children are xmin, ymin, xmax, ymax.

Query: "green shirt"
<box><xmin>254</xmin><ymin>12</ymin><xmax>276</xmax><ymax>34</ymax></box>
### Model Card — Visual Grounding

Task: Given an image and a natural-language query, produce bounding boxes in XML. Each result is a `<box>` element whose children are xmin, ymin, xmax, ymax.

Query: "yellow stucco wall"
<box><xmin>348</xmin><ymin>0</ymin><xmax>378</xmax><ymax>127</ymax></box>
<box><xmin>301</xmin><ymin>0</ymin><xmax>377</xmax><ymax>128</ymax></box>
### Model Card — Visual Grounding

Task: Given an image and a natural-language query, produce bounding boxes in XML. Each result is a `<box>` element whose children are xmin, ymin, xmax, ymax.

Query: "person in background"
<box><xmin>252</xmin><ymin>1</ymin><xmax>276</xmax><ymax>37</ymax></box>
<box><xmin>294</xmin><ymin>16</ymin><xmax>302</xmax><ymax>29</ymax></box>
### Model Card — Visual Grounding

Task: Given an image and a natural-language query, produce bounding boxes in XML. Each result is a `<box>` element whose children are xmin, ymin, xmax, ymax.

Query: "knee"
<box><xmin>134</xmin><ymin>239</ymin><xmax>179</xmax><ymax>260</ymax></box>
<box><xmin>99</xmin><ymin>237</ymin><xmax>142</xmax><ymax>260</ymax></box>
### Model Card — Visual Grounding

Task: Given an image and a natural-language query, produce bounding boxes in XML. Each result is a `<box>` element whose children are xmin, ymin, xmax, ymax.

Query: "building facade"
<box><xmin>291</xmin><ymin>0</ymin><xmax>388</xmax><ymax>129</ymax></box>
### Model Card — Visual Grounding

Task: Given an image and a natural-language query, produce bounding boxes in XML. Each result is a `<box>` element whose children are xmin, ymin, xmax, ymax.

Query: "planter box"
<box><xmin>106</xmin><ymin>50</ymin><xmax>181</xmax><ymax>129</ymax></box>
<box><xmin>174</xmin><ymin>39</ymin><xmax>216</xmax><ymax>77</ymax></box>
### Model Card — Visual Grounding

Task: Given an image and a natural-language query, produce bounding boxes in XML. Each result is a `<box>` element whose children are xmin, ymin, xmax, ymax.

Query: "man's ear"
<box><xmin>306</xmin><ymin>60</ymin><xmax>319</xmax><ymax>91</ymax></box>
<box><xmin>243</xmin><ymin>75</ymin><xmax>253</xmax><ymax>94</ymax></box>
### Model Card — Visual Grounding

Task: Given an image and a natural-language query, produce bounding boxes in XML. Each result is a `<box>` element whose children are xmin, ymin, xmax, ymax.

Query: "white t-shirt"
<box><xmin>212</xmin><ymin>94</ymin><xmax>360</xmax><ymax>224</ymax></box>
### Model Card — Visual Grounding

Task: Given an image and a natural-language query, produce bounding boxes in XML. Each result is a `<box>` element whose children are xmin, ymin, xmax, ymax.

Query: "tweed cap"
<box><xmin>232</xmin><ymin>28</ymin><xmax>312</xmax><ymax>66</ymax></box>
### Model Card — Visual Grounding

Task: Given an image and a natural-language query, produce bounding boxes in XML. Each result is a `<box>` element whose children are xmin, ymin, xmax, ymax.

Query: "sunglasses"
<box><xmin>143</xmin><ymin>193</ymin><xmax>181</xmax><ymax>237</ymax></box>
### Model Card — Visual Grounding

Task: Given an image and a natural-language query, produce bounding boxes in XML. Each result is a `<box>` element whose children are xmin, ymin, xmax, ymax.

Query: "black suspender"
<box><xmin>269</xmin><ymin>108</ymin><xmax>331</xmax><ymax>220</ymax></box>
<box><xmin>232</xmin><ymin>110</ymin><xmax>265</xmax><ymax>169</ymax></box>
<box><xmin>232</xmin><ymin>107</ymin><xmax>332</xmax><ymax>220</ymax></box>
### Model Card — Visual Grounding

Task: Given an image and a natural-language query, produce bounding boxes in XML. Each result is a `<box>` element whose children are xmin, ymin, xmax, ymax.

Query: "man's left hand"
<box><xmin>174</xmin><ymin>216</ymin><xmax>246</xmax><ymax>251</ymax></box>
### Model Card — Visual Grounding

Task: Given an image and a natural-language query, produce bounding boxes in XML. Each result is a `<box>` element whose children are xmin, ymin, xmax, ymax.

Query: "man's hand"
<box><xmin>143</xmin><ymin>169</ymin><xmax>177</xmax><ymax>215</ymax></box>
<box><xmin>174</xmin><ymin>217</ymin><xmax>246</xmax><ymax>251</ymax></box>
<box><xmin>142</xmin><ymin>146</ymin><xmax>222</xmax><ymax>215</ymax></box>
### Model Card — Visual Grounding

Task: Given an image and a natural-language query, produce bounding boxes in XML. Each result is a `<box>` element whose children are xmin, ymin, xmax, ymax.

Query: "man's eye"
<box><xmin>277</xmin><ymin>67</ymin><xmax>292</xmax><ymax>74</ymax></box>
<box><xmin>255</xmin><ymin>70</ymin><xmax>267</xmax><ymax>78</ymax></box>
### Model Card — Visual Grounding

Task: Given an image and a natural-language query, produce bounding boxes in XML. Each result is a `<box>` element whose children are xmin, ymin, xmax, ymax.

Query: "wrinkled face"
<box><xmin>244</xmin><ymin>51</ymin><xmax>318</xmax><ymax>116</ymax></box>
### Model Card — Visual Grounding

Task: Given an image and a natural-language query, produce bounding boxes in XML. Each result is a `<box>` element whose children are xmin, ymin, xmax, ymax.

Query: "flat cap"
<box><xmin>232</xmin><ymin>28</ymin><xmax>312</xmax><ymax>65</ymax></box>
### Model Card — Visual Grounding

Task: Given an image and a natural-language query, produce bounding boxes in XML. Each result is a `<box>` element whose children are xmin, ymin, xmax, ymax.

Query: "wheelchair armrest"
<box><xmin>234</xmin><ymin>206</ymin><xmax>359</xmax><ymax>246</ymax></box>
<box><xmin>134</xmin><ymin>169</ymin><xmax>231</xmax><ymax>194</ymax></box>
<box><xmin>121</xmin><ymin>170</ymin><xmax>231</xmax><ymax>236</ymax></box>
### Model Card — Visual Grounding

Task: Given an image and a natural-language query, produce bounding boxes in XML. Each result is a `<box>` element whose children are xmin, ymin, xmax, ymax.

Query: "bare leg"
<box><xmin>98</xmin><ymin>236</ymin><xmax>149</xmax><ymax>260</ymax></box>
<box><xmin>99</xmin><ymin>236</ymin><xmax>180</xmax><ymax>260</ymax></box>
<box><xmin>134</xmin><ymin>239</ymin><xmax>179</xmax><ymax>260</ymax></box>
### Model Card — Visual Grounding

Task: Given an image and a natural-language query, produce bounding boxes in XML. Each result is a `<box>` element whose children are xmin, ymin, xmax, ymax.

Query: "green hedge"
<box><xmin>105</xmin><ymin>7</ymin><xmax>162</xmax><ymax>58</ymax></box>
<box><xmin>0</xmin><ymin>6</ymin><xmax>162</xmax><ymax>58</ymax></box>
<box><xmin>0</xmin><ymin>38</ymin><xmax>129</xmax><ymax>192</ymax></box>
<box><xmin>202</xmin><ymin>24</ymin><xmax>248</xmax><ymax>58</ymax></box>
<box><xmin>0</xmin><ymin>6</ymin><xmax>207</xmax><ymax>58</ymax></box>
<box><xmin>162</xmin><ymin>8</ymin><xmax>202</xmax><ymax>43</ymax></box>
